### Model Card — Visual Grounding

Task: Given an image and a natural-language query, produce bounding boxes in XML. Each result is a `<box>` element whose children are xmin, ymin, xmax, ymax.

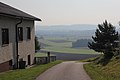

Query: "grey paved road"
<box><xmin>36</xmin><ymin>61</ymin><xmax>91</xmax><ymax>80</ymax></box>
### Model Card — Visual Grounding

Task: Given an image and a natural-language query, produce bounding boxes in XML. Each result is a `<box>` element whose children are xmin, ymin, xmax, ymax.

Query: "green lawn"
<box><xmin>84</xmin><ymin>58</ymin><xmax>120</xmax><ymax>80</ymax></box>
<box><xmin>0</xmin><ymin>60</ymin><xmax>62</xmax><ymax>80</ymax></box>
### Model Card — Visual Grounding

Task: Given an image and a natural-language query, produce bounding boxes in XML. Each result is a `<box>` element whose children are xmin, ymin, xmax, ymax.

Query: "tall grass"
<box><xmin>84</xmin><ymin>58</ymin><xmax>120</xmax><ymax>80</ymax></box>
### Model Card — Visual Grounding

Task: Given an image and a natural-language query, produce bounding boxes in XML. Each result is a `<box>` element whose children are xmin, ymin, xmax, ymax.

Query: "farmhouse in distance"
<box><xmin>0</xmin><ymin>2</ymin><xmax>41</xmax><ymax>72</ymax></box>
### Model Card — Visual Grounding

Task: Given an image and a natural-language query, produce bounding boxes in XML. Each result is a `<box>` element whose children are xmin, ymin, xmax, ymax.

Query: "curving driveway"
<box><xmin>36</xmin><ymin>61</ymin><xmax>91</xmax><ymax>80</ymax></box>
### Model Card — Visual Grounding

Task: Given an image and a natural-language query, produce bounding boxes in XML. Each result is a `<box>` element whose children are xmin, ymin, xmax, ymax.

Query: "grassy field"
<box><xmin>39</xmin><ymin>38</ymin><xmax>72</xmax><ymax>47</ymax></box>
<box><xmin>42</xmin><ymin>47</ymin><xmax>98</xmax><ymax>54</ymax></box>
<box><xmin>84</xmin><ymin>58</ymin><xmax>120</xmax><ymax>80</ymax></box>
<box><xmin>39</xmin><ymin>38</ymin><xmax>99</xmax><ymax>54</ymax></box>
<box><xmin>35</xmin><ymin>53</ymin><xmax>55</xmax><ymax>57</ymax></box>
<box><xmin>0</xmin><ymin>60</ymin><xmax>62</xmax><ymax>80</ymax></box>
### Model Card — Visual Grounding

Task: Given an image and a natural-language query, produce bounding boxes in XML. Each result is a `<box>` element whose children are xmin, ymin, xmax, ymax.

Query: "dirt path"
<box><xmin>36</xmin><ymin>61</ymin><xmax>91</xmax><ymax>80</ymax></box>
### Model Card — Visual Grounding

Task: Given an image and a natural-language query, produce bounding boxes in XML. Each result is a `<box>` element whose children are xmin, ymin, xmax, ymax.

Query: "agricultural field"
<box><xmin>35</xmin><ymin>53</ymin><xmax>55</xmax><ymax>57</ymax></box>
<box><xmin>38</xmin><ymin>37</ymin><xmax>99</xmax><ymax>54</ymax></box>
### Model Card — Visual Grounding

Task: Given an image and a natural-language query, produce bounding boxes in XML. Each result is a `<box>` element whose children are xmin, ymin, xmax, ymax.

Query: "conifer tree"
<box><xmin>35</xmin><ymin>36</ymin><xmax>40</xmax><ymax>51</ymax></box>
<box><xmin>88</xmin><ymin>20</ymin><xmax>118</xmax><ymax>58</ymax></box>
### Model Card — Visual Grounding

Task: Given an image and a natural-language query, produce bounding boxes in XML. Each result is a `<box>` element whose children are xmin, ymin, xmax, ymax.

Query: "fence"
<box><xmin>35</xmin><ymin>56</ymin><xmax>56</xmax><ymax>65</ymax></box>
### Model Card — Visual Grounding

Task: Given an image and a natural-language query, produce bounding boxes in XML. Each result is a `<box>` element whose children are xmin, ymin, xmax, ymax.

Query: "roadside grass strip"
<box><xmin>0</xmin><ymin>60</ymin><xmax>63</xmax><ymax>80</ymax></box>
<box><xmin>84</xmin><ymin>59</ymin><xmax>120</xmax><ymax>80</ymax></box>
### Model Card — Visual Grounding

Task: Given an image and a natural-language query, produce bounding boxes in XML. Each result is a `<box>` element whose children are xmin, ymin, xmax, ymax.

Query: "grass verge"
<box><xmin>0</xmin><ymin>60</ymin><xmax>63</xmax><ymax>80</ymax></box>
<box><xmin>84</xmin><ymin>58</ymin><xmax>120</xmax><ymax>80</ymax></box>
<box><xmin>79</xmin><ymin>56</ymin><xmax>100</xmax><ymax>62</ymax></box>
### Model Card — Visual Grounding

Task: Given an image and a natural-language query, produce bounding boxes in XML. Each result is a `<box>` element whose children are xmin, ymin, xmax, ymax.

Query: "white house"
<box><xmin>0</xmin><ymin>2</ymin><xmax>41</xmax><ymax>72</ymax></box>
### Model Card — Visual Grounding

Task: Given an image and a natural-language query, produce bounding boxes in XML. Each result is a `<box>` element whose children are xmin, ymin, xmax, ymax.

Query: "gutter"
<box><xmin>15</xmin><ymin>18</ymin><xmax>23</xmax><ymax>69</ymax></box>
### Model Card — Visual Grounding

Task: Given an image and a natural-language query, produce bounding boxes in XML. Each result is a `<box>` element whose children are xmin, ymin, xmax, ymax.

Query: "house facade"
<box><xmin>0</xmin><ymin>2</ymin><xmax>41</xmax><ymax>72</ymax></box>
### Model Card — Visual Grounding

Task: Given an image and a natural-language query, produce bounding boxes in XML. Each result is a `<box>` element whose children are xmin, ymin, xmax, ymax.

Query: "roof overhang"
<box><xmin>0</xmin><ymin>13</ymin><xmax>42</xmax><ymax>21</ymax></box>
<box><xmin>0</xmin><ymin>2</ymin><xmax>42</xmax><ymax>21</ymax></box>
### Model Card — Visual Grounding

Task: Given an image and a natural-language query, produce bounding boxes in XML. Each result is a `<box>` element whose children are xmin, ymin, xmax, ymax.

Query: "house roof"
<box><xmin>0</xmin><ymin>2</ymin><xmax>41</xmax><ymax>21</ymax></box>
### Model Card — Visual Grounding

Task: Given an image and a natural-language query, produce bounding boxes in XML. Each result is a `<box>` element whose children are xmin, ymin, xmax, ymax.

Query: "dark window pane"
<box><xmin>2</xmin><ymin>28</ymin><xmax>9</xmax><ymax>45</ymax></box>
<box><xmin>27</xmin><ymin>27</ymin><xmax>31</xmax><ymax>39</ymax></box>
<box><xmin>18</xmin><ymin>27</ymin><xmax>23</xmax><ymax>41</ymax></box>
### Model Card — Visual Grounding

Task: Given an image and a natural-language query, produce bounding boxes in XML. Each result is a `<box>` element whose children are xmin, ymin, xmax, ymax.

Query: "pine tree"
<box><xmin>35</xmin><ymin>36</ymin><xmax>40</xmax><ymax>51</ymax></box>
<box><xmin>88</xmin><ymin>20</ymin><xmax>118</xmax><ymax>58</ymax></box>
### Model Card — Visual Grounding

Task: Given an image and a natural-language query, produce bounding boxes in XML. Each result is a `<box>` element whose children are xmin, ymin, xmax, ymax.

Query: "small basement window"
<box><xmin>18</xmin><ymin>27</ymin><xmax>23</xmax><ymax>41</ymax></box>
<box><xmin>2</xmin><ymin>28</ymin><xmax>9</xmax><ymax>45</ymax></box>
<box><xmin>26</xmin><ymin>27</ymin><xmax>31</xmax><ymax>39</ymax></box>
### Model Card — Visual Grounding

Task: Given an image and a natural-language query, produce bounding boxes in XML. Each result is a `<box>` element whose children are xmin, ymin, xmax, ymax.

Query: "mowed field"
<box><xmin>39</xmin><ymin>37</ymin><xmax>99</xmax><ymax>54</ymax></box>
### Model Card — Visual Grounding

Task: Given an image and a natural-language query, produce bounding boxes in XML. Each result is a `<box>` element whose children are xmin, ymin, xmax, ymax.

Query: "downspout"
<box><xmin>15</xmin><ymin>18</ymin><xmax>23</xmax><ymax>69</ymax></box>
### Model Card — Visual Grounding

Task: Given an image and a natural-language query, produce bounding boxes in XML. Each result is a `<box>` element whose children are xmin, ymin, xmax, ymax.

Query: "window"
<box><xmin>18</xmin><ymin>27</ymin><xmax>23</xmax><ymax>41</ymax></box>
<box><xmin>26</xmin><ymin>27</ymin><xmax>31</xmax><ymax>39</ymax></box>
<box><xmin>2</xmin><ymin>28</ymin><xmax>9</xmax><ymax>45</ymax></box>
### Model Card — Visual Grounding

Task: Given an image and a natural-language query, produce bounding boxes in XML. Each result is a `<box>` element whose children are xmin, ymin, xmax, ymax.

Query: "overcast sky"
<box><xmin>0</xmin><ymin>0</ymin><xmax>120</xmax><ymax>26</ymax></box>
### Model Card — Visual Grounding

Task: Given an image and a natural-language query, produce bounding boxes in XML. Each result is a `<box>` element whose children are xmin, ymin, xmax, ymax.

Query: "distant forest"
<box><xmin>72</xmin><ymin>39</ymin><xmax>92</xmax><ymax>48</ymax></box>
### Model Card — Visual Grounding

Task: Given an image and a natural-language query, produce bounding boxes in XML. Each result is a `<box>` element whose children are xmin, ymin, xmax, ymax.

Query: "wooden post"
<box><xmin>47</xmin><ymin>52</ymin><xmax>50</xmax><ymax>63</ymax></box>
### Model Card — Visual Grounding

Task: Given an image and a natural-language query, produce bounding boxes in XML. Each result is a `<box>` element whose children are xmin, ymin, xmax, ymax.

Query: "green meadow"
<box><xmin>35</xmin><ymin>53</ymin><xmax>55</xmax><ymax>57</ymax></box>
<box><xmin>39</xmin><ymin>37</ymin><xmax>99</xmax><ymax>54</ymax></box>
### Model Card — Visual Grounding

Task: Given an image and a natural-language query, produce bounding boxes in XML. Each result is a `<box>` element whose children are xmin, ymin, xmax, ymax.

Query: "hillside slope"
<box><xmin>84</xmin><ymin>57</ymin><xmax>120</xmax><ymax>80</ymax></box>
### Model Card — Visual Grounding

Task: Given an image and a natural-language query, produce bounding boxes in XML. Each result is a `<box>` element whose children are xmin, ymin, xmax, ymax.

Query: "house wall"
<box><xmin>17</xmin><ymin>20</ymin><xmax>35</xmax><ymax>66</ymax></box>
<box><xmin>0</xmin><ymin>16</ymin><xmax>15</xmax><ymax>64</ymax></box>
<box><xmin>0</xmin><ymin>16</ymin><xmax>35</xmax><ymax>72</ymax></box>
